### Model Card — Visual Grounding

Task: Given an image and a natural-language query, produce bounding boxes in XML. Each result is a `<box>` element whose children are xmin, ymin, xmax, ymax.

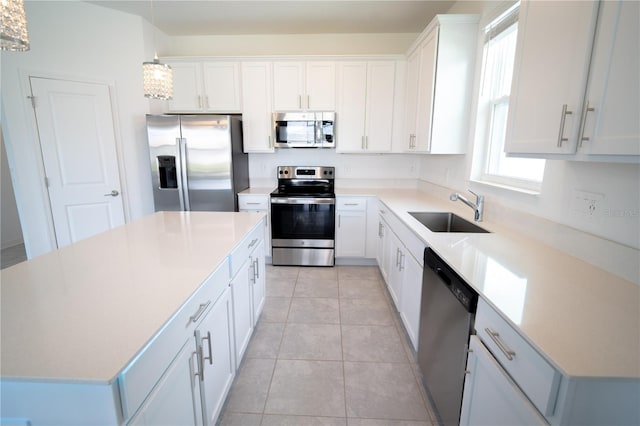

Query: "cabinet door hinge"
<box><xmin>27</xmin><ymin>95</ymin><xmax>36</xmax><ymax>108</ymax></box>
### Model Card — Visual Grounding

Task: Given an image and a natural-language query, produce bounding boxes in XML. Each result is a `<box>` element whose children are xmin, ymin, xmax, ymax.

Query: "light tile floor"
<box><xmin>218</xmin><ymin>265</ymin><xmax>435</xmax><ymax>426</ymax></box>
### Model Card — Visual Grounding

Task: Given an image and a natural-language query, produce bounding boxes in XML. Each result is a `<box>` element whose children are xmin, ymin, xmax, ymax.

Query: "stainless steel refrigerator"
<box><xmin>146</xmin><ymin>114</ymin><xmax>249</xmax><ymax>212</ymax></box>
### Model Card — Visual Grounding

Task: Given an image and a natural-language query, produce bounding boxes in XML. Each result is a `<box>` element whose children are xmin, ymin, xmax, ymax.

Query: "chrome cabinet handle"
<box><xmin>556</xmin><ymin>104</ymin><xmax>573</xmax><ymax>147</ymax></box>
<box><xmin>253</xmin><ymin>258</ymin><xmax>260</xmax><ymax>280</ymax></box>
<box><xmin>246</xmin><ymin>202</ymin><xmax>262</xmax><ymax>205</ymax></box>
<box><xmin>298</xmin><ymin>94</ymin><xmax>302</xmax><ymax>109</ymax></box>
<box><xmin>189</xmin><ymin>301</ymin><xmax>211</xmax><ymax>323</ymax></box>
<box><xmin>307</xmin><ymin>95</ymin><xmax>310</xmax><ymax>109</ymax></box>
<box><xmin>195</xmin><ymin>333</ymin><xmax>205</xmax><ymax>382</ymax></box>
<box><xmin>249</xmin><ymin>257</ymin><xmax>256</xmax><ymax>284</ymax></box>
<box><xmin>395</xmin><ymin>248</ymin><xmax>401</xmax><ymax>268</ymax></box>
<box><xmin>399</xmin><ymin>251</ymin><xmax>405</xmax><ymax>271</ymax></box>
<box><xmin>344</xmin><ymin>203</ymin><xmax>358</xmax><ymax>206</ymax></box>
<box><xmin>204</xmin><ymin>95</ymin><xmax>210</xmax><ymax>109</ymax></box>
<box><xmin>104</xmin><ymin>190</ymin><xmax>119</xmax><ymax>197</ymax></box>
<box><xmin>202</xmin><ymin>331</ymin><xmax>213</xmax><ymax>365</ymax></box>
<box><xmin>578</xmin><ymin>102</ymin><xmax>595</xmax><ymax>148</ymax></box>
<box><xmin>197</xmin><ymin>95</ymin><xmax>202</xmax><ymax>109</ymax></box>
<box><xmin>361</xmin><ymin>136</ymin><xmax>365</xmax><ymax>150</ymax></box>
<box><xmin>485</xmin><ymin>328</ymin><xmax>516</xmax><ymax>360</ymax></box>
<box><xmin>248</xmin><ymin>238</ymin><xmax>258</xmax><ymax>249</ymax></box>
<box><xmin>190</xmin><ymin>351</ymin><xmax>200</xmax><ymax>386</ymax></box>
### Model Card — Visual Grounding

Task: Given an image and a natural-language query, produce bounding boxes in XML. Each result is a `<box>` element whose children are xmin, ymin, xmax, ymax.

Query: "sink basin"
<box><xmin>408</xmin><ymin>212</ymin><xmax>490</xmax><ymax>233</ymax></box>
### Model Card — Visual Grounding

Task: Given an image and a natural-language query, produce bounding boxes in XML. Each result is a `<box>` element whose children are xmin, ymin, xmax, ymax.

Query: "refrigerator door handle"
<box><xmin>178</xmin><ymin>137</ymin><xmax>191</xmax><ymax>210</ymax></box>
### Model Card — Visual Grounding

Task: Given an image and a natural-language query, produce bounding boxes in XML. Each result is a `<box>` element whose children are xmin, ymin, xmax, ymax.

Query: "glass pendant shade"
<box><xmin>1</xmin><ymin>0</ymin><xmax>30</xmax><ymax>51</ymax></box>
<box><xmin>143</xmin><ymin>57</ymin><xmax>173</xmax><ymax>100</ymax></box>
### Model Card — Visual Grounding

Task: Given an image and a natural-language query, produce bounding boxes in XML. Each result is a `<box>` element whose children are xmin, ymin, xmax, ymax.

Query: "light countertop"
<box><xmin>341</xmin><ymin>188</ymin><xmax>640</xmax><ymax>379</ymax></box>
<box><xmin>239</xmin><ymin>187</ymin><xmax>639</xmax><ymax>378</ymax></box>
<box><xmin>0</xmin><ymin>211</ymin><xmax>265</xmax><ymax>384</ymax></box>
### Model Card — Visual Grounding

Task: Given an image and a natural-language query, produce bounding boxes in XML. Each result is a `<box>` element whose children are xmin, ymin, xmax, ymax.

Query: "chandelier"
<box><xmin>142</xmin><ymin>0</ymin><xmax>172</xmax><ymax>100</ymax></box>
<box><xmin>0</xmin><ymin>0</ymin><xmax>30</xmax><ymax>51</ymax></box>
<box><xmin>143</xmin><ymin>55</ymin><xmax>173</xmax><ymax>100</ymax></box>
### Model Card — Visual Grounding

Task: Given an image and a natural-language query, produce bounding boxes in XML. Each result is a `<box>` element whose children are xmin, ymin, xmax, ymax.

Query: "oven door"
<box><xmin>270</xmin><ymin>197</ymin><xmax>335</xmax><ymax>247</ymax></box>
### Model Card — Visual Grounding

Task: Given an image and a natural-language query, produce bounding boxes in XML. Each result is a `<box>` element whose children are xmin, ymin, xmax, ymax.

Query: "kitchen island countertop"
<box><xmin>0</xmin><ymin>211</ymin><xmax>265</xmax><ymax>384</ymax></box>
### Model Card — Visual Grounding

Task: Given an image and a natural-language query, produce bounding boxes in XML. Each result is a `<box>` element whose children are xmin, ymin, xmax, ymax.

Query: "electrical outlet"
<box><xmin>572</xmin><ymin>190</ymin><xmax>604</xmax><ymax>219</ymax></box>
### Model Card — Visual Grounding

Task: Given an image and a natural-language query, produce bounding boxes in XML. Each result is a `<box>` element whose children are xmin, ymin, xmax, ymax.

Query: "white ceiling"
<box><xmin>85</xmin><ymin>1</ymin><xmax>456</xmax><ymax>36</ymax></box>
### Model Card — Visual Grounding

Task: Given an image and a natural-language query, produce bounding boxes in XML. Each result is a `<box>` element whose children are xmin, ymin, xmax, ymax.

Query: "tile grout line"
<box><xmin>337</xmin><ymin>269</ymin><xmax>349</xmax><ymax>422</ymax></box>
<box><xmin>258</xmin><ymin>268</ymin><xmax>299</xmax><ymax>425</ymax></box>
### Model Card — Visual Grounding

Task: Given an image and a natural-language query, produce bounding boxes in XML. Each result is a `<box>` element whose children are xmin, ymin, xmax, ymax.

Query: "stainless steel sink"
<box><xmin>408</xmin><ymin>212</ymin><xmax>490</xmax><ymax>233</ymax></box>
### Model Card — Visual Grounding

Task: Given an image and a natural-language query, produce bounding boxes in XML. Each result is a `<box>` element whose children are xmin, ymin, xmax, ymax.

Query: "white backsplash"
<box><xmin>248</xmin><ymin>150</ymin><xmax>421</xmax><ymax>188</ymax></box>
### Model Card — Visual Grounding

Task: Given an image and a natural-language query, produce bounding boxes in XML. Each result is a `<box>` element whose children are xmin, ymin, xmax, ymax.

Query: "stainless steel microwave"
<box><xmin>272</xmin><ymin>112</ymin><xmax>335</xmax><ymax>148</ymax></box>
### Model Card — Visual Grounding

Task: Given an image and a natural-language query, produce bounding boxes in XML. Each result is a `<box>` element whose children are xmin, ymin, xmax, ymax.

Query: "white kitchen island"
<box><xmin>0</xmin><ymin>211</ymin><xmax>266</xmax><ymax>425</ymax></box>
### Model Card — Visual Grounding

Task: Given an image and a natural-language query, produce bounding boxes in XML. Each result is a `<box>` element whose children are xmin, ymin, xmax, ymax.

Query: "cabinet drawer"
<box><xmin>118</xmin><ymin>259</ymin><xmax>230</xmax><ymax>420</ymax></box>
<box><xmin>229</xmin><ymin>220</ymin><xmax>265</xmax><ymax>277</ymax></box>
<box><xmin>475</xmin><ymin>298</ymin><xmax>561</xmax><ymax>417</ymax></box>
<box><xmin>238</xmin><ymin>195</ymin><xmax>269</xmax><ymax>210</ymax></box>
<box><xmin>337</xmin><ymin>197</ymin><xmax>367</xmax><ymax>211</ymax></box>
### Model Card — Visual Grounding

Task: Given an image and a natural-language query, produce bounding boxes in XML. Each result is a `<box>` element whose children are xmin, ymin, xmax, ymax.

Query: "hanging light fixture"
<box><xmin>142</xmin><ymin>0</ymin><xmax>172</xmax><ymax>100</ymax></box>
<box><xmin>0</xmin><ymin>0</ymin><xmax>30</xmax><ymax>51</ymax></box>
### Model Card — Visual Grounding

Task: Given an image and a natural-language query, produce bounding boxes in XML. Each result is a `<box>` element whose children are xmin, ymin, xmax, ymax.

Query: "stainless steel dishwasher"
<box><xmin>418</xmin><ymin>248</ymin><xmax>478</xmax><ymax>426</ymax></box>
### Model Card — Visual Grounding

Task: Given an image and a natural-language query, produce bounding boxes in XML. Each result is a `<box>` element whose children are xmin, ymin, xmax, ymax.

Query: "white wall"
<box><xmin>1</xmin><ymin>1</ymin><xmax>154</xmax><ymax>258</ymax></box>
<box><xmin>419</xmin><ymin>0</ymin><xmax>640</xmax><ymax>250</ymax></box>
<box><xmin>163</xmin><ymin>33</ymin><xmax>419</xmax><ymax>56</ymax></box>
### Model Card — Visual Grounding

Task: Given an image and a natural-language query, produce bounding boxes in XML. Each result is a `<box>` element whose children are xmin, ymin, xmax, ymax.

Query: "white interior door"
<box><xmin>29</xmin><ymin>77</ymin><xmax>125</xmax><ymax>248</ymax></box>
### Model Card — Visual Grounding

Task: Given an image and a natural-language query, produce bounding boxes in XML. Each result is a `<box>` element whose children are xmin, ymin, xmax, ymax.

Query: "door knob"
<box><xmin>104</xmin><ymin>190</ymin><xmax>119</xmax><ymax>197</ymax></box>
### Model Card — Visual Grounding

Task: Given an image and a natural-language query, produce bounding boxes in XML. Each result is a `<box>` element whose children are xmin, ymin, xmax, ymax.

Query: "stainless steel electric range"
<box><xmin>270</xmin><ymin>166</ymin><xmax>335</xmax><ymax>266</ymax></box>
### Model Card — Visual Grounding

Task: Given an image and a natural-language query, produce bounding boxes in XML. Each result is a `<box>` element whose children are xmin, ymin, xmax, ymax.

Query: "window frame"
<box><xmin>471</xmin><ymin>2</ymin><xmax>545</xmax><ymax>193</ymax></box>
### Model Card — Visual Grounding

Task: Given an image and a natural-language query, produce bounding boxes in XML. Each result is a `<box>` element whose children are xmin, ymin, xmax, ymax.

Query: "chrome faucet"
<box><xmin>450</xmin><ymin>190</ymin><xmax>484</xmax><ymax>222</ymax></box>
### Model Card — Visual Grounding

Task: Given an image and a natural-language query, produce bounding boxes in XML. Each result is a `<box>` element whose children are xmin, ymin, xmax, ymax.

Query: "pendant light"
<box><xmin>142</xmin><ymin>0</ymin><xmax>172</xmax><ymax>100</ymax></box>
<box><xmin>0</xmin><ymin>0</ymin><xmax>30</xmax><ymax>51</ymax></box>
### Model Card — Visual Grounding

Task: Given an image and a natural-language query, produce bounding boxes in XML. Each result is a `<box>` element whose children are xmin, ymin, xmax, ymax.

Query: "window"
<box><xmin>472</xmin><ymin>3</ymin><xmax>545</xmax><ymax>191</ymax></box>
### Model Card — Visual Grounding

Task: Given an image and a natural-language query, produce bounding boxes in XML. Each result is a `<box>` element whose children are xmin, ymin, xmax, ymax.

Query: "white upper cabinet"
<box><xmin>240</xmin><ymin>62</ymin><xmax>274</xmax><ymax>153</ymax></box>
<box><xmin>336</xmin><ymin>61</ymin><xmax>396</xmax><ymax>153</ymax></box>
<box><xmin>404</xmin><ymin>15</ymin><xmax>479</xmax><ymax>154</ymax></box>
<box><xmin>505</xmin><ymin>1</ymin><xmax>598</xmax><ymax>155</ymax></box>
<box><xmin>578</xmin><ymin>1</ymin><xmax>639</xmax><ymax>157</ymax></box>
<box><xmin>166</xmin><ymin>60</ymin><xmax>241</xmax><ymax>112</ymax></box>
<box><xmin>505</xmin><ymin>0</ymin><xmax>638</xmax><ymax>161</ymax></box>
<box><xmin>273</xmin><ymin>61</ymin><xmax>336</xmax><ymax>111</ymax></box>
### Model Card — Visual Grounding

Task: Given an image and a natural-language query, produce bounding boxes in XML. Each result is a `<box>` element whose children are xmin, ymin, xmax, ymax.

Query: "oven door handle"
<box><xmin>271</xmin><ymin>197</ymin><xmax>336</xmax><ymax>205</ymax></box>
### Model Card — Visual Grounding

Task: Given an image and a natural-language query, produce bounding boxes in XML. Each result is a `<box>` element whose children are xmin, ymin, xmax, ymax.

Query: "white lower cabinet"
<box><xmin>460</xmin><ymin>336</ymin><xmax>548</xmax><ymax>426</ymax></box>
<box><xmin>131</xmin><ymin>288</ymin><xmax>235</xmax><ymax>426</ymax></box>
<box><xmin>129</xmin><ymin>339</ymin><xmax>203</xmax><ymax>426</ymax></box>
<box><xmin>377</xmin><ymin>206</ymin><xmax>424</xmax><ymax>350</ymax></box>
<box><xmin>230</xmin><ymin>252</ymin><xmax>256</xmax><ymax>367</ymax></box>
<box><xmin>229</xmin><ymin>220</ymin><xmax>266</xmax><ymax>369</ymax></box>
<box><xmin>196</xmin><ymin>287</ymin><xmax>235</xmax><ymax>425</ymax></box>
<box><xmin>465</xmin><ymin>298</ymin><xmax>640</xmax><ymax>425</ymax></box>
<box><xmin>398</xmin><ymin>250</ymin><xmax>422</xmax><ymax>350</ymax></box>
<box><xmin>251</xmin><ymin>239</ymin><xmax>266</xmax><ymax>320</ymax></box>
<box><xmin>336</xmin><ymin>197</ymin><xmax>368</xmax><ymax>258</ymax></box>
